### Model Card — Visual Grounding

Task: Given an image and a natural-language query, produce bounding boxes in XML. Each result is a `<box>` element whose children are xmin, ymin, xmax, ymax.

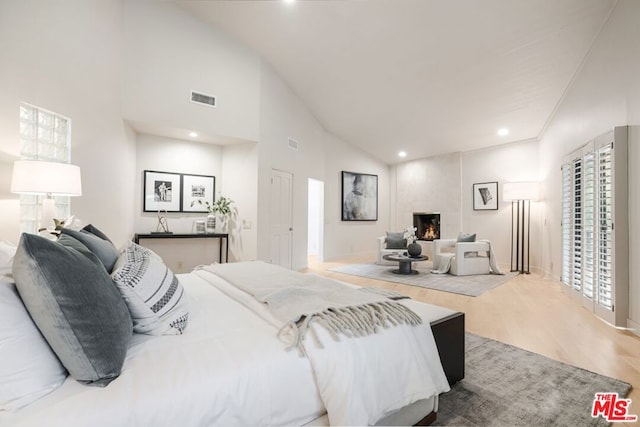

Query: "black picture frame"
<box><xmin>143</xmin><ymin>170</ymin><xmax>182</xmax><ymax>212</ymax></box>
<box><xmin>341</xmin><ymin>171</ymin><xmax>378</xmax><ymax>221</ymax></box>
<box><xmin>181</xmin><ymin>174</ymin><xmax>215</xmax><ymax>213</ymax></box>
<box><xmin>473</xmin><ymin>181</ymin><xmax>499</xmax><ymax>211</ymax></box>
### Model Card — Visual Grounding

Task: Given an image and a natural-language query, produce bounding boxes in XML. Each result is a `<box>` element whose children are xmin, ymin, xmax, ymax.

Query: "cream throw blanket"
<box><xmin>197</xmin><ymin>261</ymin><xmax>422</xmax><ymax>349</ymax></box>
<box><xmin>194</xmin><ymin>261</ymin><xmax>450</xmax><ymax>426</ymax></box>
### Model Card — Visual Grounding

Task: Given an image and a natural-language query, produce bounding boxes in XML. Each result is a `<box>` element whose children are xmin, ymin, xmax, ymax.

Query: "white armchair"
<box><xmin>433</xmin><ymin>239</ymin><xmax>491</xmax><ymax>276</ymax></box>
<box><xmin>376</xmin><ymin>236</ymin><xmax>407</xmax><ymax>265</ymax></box>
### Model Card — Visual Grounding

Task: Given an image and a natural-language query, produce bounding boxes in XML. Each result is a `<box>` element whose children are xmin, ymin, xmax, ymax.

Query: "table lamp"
<box><xmin>10</xmin><ymin>160</ymin><xmax>82</xmax><ymax>231</ymax></box>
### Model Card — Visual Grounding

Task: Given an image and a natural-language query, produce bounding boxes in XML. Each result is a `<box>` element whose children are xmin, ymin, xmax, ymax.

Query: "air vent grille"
<box><xmin>190</xmin><ymin>90</ymin><xmax>216</xmax><ymax>108</ymax></box>
<box><xmin>288</xmin><ymin>137</ymin><xmax>299</xmax><ymax>151</ymax></box>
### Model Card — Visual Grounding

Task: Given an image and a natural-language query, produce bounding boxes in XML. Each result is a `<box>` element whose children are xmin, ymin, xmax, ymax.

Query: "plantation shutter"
<box><xmin>597</xmin><ymin>143</ymin><xmax>614</xmax><ymax>309</ymax></box>
<box><xmin>561</xmin><ymin>164</ymin><xmax>572</xmax><ymax>286</ymax></box>
<box><xmin>560</xmin><ymin>126</ymin><xmax>629</xmax><ymax>327</ymax></box>
<box><xmin>571</xmin><ymin>157</ymin><xmax>582</xmax><ymax>292</ymax></box>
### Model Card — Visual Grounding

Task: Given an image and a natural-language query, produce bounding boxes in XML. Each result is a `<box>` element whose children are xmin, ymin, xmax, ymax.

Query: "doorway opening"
<box><xmin>307</xmin><ymin>178</ymin><xmax>324</xmax><ymax>266</ymax></box>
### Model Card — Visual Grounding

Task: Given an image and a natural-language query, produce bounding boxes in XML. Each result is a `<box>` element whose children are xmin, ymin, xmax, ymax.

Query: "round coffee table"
<box><xmin>382</xmin><ymin>254</ymin><xmax>428</xmax><ymax>275</ymax></box>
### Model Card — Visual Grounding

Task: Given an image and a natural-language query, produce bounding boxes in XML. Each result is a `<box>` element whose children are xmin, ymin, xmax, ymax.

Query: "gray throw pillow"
<box><xmin>385</xmin><ymin>231</ymin><xmax>407</xmax><ymax>249</ymax></box>
<box><xmin>12</xmin><ymin>233</ymin><xmax>132</xmax><ymax>387</ymax></box>
<box><xmin>60</xmin><ymin>225</ymin><xmax>119</xmax><ymax>273</ymax></box>
<box><xmin>457</xmin><ymin>232</ymin><xmax>476</xmax><ymax>242</ymax></box>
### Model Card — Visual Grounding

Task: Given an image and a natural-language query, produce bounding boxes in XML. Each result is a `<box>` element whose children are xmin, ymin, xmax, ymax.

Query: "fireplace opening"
<box><xmin>413</xmin><ymin>212</ymin><xmax>441</xmax><ymax>241</ymax></box>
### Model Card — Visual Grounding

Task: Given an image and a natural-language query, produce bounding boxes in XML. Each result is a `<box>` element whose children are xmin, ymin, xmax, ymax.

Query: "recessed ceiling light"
<box><xmin>189</xmin><ymin>131</ymin><xmax>198</xmax><ymax>138</ymax></box>
<box><xmin>398</xmin><ymin>151</ymin><xmax>407</xmax><ymax>158</ymax></box>
<box><xmin>497</xmin><ymin>128</ymin><xmax>509</xmax><ymax>136</ymax></box>
<box><xmin>283</xmin><ymin>0</ymin><xmax>296</xmax><ymax>3</ymax></box>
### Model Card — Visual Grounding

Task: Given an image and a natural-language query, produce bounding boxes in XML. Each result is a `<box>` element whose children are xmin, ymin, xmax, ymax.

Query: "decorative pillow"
<box><xmin>60</xmin><ymin>225</ymin><xmax>119</xmax><ymax>273</ymax></box>
<box><xmin>12</xmin><ymin>233</ymin><xmax>132</xmax><ymax>386</ymax></box>
<box><xmin>457</xmin><ymin>232</ymin><xmax>477</xmax><ymax>242</ymax></box>
<box><xmin>385</xmin><ymin>231</ymin><xmax>407</xmax><ymax>249</ymax></box>
<box><xmin>111</xmin><ymin>243</ymin><xmax>189</xmax><ymax>335</ymax></box>
<box><xmin>0</xmin><ymin>279</ymin><xmax>67</xmax><ymax>411</ymax></box>
<box><xmin>0</xmin><ymin>240</ymin><xmax>17</xmax><ymax>277</ymax></box>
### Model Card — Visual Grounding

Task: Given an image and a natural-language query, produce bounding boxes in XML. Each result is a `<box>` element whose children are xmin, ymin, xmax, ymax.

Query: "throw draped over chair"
<box><xmin>433</xmin><ymin>239</ymin><xmax>491</xmax><ymax>276</ymax></box>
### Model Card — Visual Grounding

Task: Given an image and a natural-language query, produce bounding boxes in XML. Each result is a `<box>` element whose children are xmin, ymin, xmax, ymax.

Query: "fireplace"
<box><xmin>413</xmin><ymin>213</ymin><xmax>441</xmax><ymax>241</ymax></box>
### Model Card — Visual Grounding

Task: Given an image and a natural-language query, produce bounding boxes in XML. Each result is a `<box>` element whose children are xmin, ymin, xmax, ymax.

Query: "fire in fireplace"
<box><xmin>413</xmin><ymin>213</ymin><xmax>441</xmax><ymax>241</ymax></box>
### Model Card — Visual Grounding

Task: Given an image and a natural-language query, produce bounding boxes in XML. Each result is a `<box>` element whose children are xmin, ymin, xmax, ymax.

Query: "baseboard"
<box><xmin>627</xmin><ymin>318</ymin><xmax>640</xmax><ymax>336</ymax></box>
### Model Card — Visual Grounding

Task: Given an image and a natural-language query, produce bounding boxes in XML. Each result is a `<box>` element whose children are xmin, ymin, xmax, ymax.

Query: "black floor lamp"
<box><xmin>503</xmin><ymin>182</ymin><xmax>539</xmax><ymax>274</ymax></box>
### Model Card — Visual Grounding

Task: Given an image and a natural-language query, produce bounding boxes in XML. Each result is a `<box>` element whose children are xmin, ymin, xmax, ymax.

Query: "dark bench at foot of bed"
<box><xmin>412</xmin><ymin>312</ymin><xmax>465</xmax><ymax>426</ymax></box>
<box><xmin>431</xmin><ymin>312</ymin><xmax>465</xmax><ymax>386</ymax></box>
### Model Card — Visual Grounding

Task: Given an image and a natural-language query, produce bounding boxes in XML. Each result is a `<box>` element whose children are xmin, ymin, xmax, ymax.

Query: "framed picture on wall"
<box><xmin>181</xmin><ymin>174</ymin><xmax>215</xmax><ymax>213</ymax></box>
<box><xmin>143</xmin><ymin>170</ymin><xmax>182</xmax><ymax>212</ymax></box>
<box><xmin>341</xmin><ymin>171</ymin><xmax>378</xmax><ymax>221</ymax></box>
<box><xmin>473</xmin><ymin>181</ymin><xmax>499</xmax><ymax>211</ymax></box>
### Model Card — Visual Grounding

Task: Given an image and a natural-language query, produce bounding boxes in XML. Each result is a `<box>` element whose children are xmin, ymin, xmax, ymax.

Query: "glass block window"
<box><xmin>19</xmin><ymin>103</ymin><xmax>72</xmax><ymax>233</ymax></box>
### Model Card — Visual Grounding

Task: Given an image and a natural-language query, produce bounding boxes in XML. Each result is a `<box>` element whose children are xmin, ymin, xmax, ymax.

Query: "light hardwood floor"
<box><xmin>303</xmin><ymin>255</ymin><xmax>640</xmax><ymax>426</ymax></box>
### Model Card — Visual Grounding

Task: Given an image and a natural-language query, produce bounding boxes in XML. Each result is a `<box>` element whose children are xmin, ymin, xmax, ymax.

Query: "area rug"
<box><xmin>436</xmin><ymin>333</ymin><xmax>632</xmax><ymax>426</ymax></box>
<box><xmin>328</xmin><ymin>263</ymin><xmax>517</xmax><ymax>297</ymax></box>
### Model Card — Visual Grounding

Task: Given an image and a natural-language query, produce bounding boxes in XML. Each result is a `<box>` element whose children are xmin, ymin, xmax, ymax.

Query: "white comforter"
<box><xmin>3</xmin><ymin>269</ymin><xmax>454</xmax><ymax>427</ymax></box>
<box><xmin>194</xmin><ymin>267</ymin><xmax>451</xmax><ymax>426</ymax></box>
<box><xmin>2</xmin><ymin>273</ymin><xmax>325</xmax><ymax>427</ymax></box>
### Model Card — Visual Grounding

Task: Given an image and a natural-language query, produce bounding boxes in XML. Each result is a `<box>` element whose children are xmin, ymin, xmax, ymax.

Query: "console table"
<box><xmin>134</xmin><ymin>233</ymin><xmax>229</xmax><ymax>264</ymax></box>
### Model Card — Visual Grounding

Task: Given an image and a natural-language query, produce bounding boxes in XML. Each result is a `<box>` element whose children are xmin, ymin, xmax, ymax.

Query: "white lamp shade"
<box><xmin>11</xmin><ymin>160</ymin><xmax>82</xmax><ymax>196</ymax></box>
<box><xmin>503</xmin><ymin>181</ymin><xmax>539</xmax><ymax>201</ymax></box>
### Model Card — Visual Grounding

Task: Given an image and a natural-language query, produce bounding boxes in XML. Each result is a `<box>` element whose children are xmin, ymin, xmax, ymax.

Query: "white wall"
<box><xmin>322</xmin><ymin>133</ymin><xmax>391</xmax><ymax>262</ymax></box>
<box><xmin>537</xmin><ymin>0</ymin><xmax>640</xmax><ymax>328</ymax></box>
<box><xmin>461</xmin><ymin>139</ymin><xmax>540</xmax><ymax>271</ymax></box>
<box><xmin>0</xmin><ymin>0</ymin><xmax>136</xmax><ymax>246</ymax></box>
<box><xmin>122</xmin><ymin>0</ymin><xmax>261</xmax><ymax>143</ymax></box>
<box><xmin>257</xmin><ymin>63</ymin><xmax>391</xmax><ymax>269</ymax></box>
<box><xmin>221</xmin><ymin>142</ymin><xmax>259</xmax><ymax>262</ymax></box>
<box><xmin>392</xmin><ymin>142</ymin><xmax>539</xmax><ymax>270</ymax></box>
<box><xmin>134</xmin><ymin>134</ymin><xmax>223</xmax><ymax>233</ymax></box>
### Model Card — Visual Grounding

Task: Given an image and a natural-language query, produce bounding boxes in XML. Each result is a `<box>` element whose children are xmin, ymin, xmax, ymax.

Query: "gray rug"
<box><xmin>328</xmin><ymin>263</ymin><xmax>517</xmax><ymax>297</ymax></box>
<box><xmin>436</xmin><ymin>333</ymin><xmax>632</xmax><ymax>426</ymax></box>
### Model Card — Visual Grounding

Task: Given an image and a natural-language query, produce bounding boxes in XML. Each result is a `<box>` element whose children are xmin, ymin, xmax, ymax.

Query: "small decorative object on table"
<box><xmin>194</xmin><ymin>219</ymin><xmax>206</xmax><ymax>234</ymax></box>
<box><xmin>404</xmin><ymin>226</ymin><xmax>422</xmax><ymax>257</ymax></box>
<box><xmin>152</xmin><ymin>210</ymin><xmax>172</xmax><ymax>235</ymax></box>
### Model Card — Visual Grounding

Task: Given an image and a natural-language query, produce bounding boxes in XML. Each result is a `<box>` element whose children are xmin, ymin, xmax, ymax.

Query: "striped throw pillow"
<box><xmin>111</xmin><ymin>244</ymin><xmax>188</xmax><ymax>335</ymax></box>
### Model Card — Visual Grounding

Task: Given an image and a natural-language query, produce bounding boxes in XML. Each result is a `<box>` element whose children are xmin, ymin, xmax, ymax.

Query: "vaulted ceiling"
<box><xmin>176</xmin><ymin>0</ymin><xmax>615</xmax><ymax>164</ymax></box>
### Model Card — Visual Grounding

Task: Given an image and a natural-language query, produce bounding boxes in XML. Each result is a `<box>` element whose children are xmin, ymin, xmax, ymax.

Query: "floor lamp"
<box><xmin>11</xmin><ymin>160</ymin><xmax>82</xmax><ymax>231</ymax></box>
<box><xmin>503</xmin><ymin>182</ymin><xmax>539</xmax><ymax>274</ymax></box>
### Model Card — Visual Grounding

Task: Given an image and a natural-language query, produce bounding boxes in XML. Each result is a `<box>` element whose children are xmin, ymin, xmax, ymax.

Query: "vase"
<box><xmin>206</xmin><ymin>214</ymin><xmax>216</xmax><ymax>233</ymax></box>
<box><xmin>407</xmin><ymin>242</ymin><xmax>422</xmax><ymax>257</ymax></box>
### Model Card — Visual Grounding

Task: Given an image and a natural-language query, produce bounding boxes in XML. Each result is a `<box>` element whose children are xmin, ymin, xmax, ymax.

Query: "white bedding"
<box><xmin>194</xmin><ymin>267</ymin><xmax>450</xmax><ymax>426</ymax></box>
<box><xmin>2</xmin><ymin>269</ymin><xmax>456</xmax><ymax>427</ymax></box>
<box><xmin>2</xmin><ymin>273</ymin><xmax>324</xmax><ymax>427</ymax></box>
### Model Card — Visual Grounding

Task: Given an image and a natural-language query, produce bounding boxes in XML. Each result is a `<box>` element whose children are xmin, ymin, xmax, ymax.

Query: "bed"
<box><xmin>0</xmin><ymin>227</ymin><xmax>464</xmax><ymax>426</ymax></box>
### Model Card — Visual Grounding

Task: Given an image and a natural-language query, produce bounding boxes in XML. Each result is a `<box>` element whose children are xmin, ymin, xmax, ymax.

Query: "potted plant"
<box><xmin>191</xmin><ymin>195</ymin><xmax>235</xmax><ymax>233</ymax></box>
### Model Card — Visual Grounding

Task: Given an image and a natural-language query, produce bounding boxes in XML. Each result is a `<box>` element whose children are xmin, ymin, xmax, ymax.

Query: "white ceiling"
<box><xmin>176</xmin><ymin>0</ymin><xmax>615</xmax><ymax>164</ymax></box>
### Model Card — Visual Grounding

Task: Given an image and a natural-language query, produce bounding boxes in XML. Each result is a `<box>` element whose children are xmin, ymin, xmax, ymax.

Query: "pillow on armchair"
<box><xmin>457</xmin><ymin>232</ymin><xmax>476</xmax><ymax>242</ymax></box>
<box><xmin>457</xmin><ymin>233</ymin><xmax>477</xmax><ymax>257</ymax></box>
<box><xmin>385</xmin><ymin>232</ymin><xmax>407</xmax><ymax>249</ymax></box>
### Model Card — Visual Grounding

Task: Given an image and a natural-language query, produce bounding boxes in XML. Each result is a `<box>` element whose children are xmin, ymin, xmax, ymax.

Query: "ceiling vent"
<box><xmin>190</xmin><ymin>90</ymin><xmax>217</xmax><ymax>108</ymax></box>
<box><xmin>288</xmin><ymin>137</ymin><xmax>299</xmax><ymax>151</ymax></box>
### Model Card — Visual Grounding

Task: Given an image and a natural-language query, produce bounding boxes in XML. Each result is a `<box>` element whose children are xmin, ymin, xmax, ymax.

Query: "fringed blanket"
<box><xmin>197</xmin><ymin>261</ymin><xmax>421</xmax><ymax>349</ymax></box>
<box><xmin>194</xmin><ymin>261</ymin><xmax>450</xmax><ymax>426</ymax></box>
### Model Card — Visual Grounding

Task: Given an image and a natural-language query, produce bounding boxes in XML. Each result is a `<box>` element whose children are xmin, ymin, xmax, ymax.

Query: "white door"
<box><xmin>270</xmin><ymin>169</ymin><xmax>293</xmax><ymax>269</ymax></box>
